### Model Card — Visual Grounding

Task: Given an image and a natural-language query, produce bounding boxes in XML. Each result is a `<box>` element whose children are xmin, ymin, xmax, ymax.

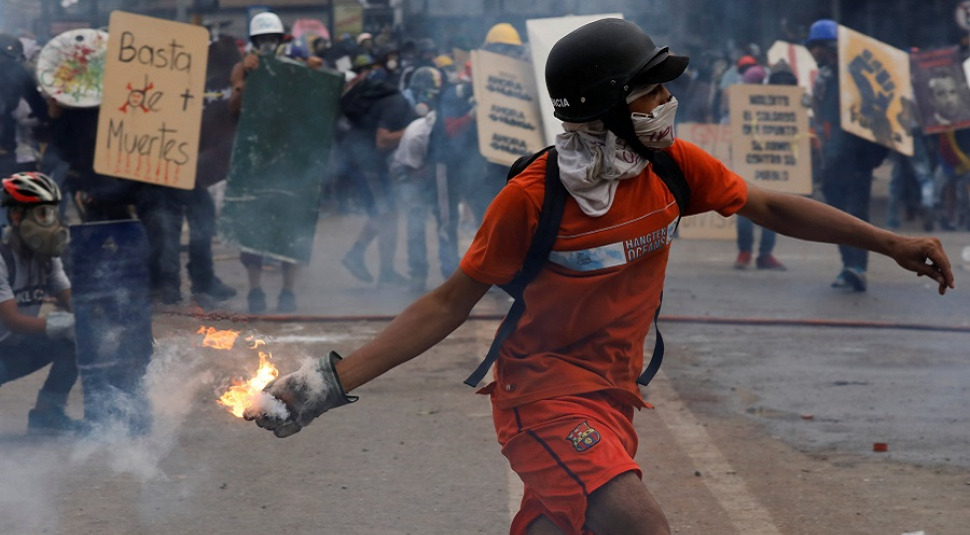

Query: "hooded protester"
<box><xmin>0</xmin><ymin>33</ymin><xmax>48</xmax><ymax>177</ymax></box>
<box><xmin>245</xmin><ymin>19</ymin><xmax>953</xmax><ymax>535</ymax></box>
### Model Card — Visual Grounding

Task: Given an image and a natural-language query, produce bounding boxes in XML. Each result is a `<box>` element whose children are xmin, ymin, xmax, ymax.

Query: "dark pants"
<box><xmin>821</xmin><ymin>161</ymin><xmax>874</xmax><ymax>271</ymax></box>
<box><xmin>0</xmin><ymin>336</ymin><xmax>78</xmax><ymax>407</ymax></box>
<box><xmin>736</xmin><ymin>216</ymin><xmax>776</xmax><ymax>256</ymax></box>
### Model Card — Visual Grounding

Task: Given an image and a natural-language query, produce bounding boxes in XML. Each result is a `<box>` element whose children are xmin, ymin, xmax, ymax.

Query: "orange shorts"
<box><xmin>492</xmin><ymin>391</ymin><xmax>642</xmax><ymax>535</ymax></box>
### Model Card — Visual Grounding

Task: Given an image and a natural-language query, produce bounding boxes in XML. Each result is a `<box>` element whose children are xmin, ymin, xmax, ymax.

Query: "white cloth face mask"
<box><xmin>631</xmin><ymin>96</ymin><xmax>679</xmax><ymax>149</ymax></box>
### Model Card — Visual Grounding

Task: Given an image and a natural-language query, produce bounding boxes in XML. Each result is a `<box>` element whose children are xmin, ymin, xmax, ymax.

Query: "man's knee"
<box><xmin>525</xmin><ymin>515</ymin><xmax>566</xmax><ymax>535</ymax></box>
<box><xmin>585</xmin><ymin>472</ymin><xmax>670</xmax><ymax>535</ymax></box>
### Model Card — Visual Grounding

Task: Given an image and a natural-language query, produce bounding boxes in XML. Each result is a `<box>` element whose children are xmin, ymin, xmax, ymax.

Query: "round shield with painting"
<box><xmin>36</xmin><ymin>29</ymin><xmax>109</xmax><ymax>108</ymax></box>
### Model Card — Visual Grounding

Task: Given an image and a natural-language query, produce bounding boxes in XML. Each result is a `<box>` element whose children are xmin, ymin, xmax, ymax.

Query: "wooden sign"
<box><xmin>471</xmin><ymin>49</ymin><xmax>545</xmax><ymax>166</ymax></box>
<box><xmin>94</xmin><ymin>12</ymin><xmax>209</xmax><ymax>189</ymax></box>
<box><xmin>675</xmin><ymin>123</ymin><xmax>737</xmax><ymax>240</ymax></box>
<box><xmin>838</xmin><ymin>25</ymin><xmax>914</xmax><ymax>156</ymax></box>
<box><xmin>728</xmin><ymin>84</ymin><xmax>813</xmax><ymax>195</ymax></box>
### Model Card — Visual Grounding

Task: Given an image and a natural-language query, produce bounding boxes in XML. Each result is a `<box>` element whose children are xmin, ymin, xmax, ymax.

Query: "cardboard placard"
<box><xmin>220</xmin><ymin>57</ymin><xmax>344</xmax><ymax>265</ymax></box>
<box><xmin>910</xmin><ymin>46</ymin><xmax>970</xmax><ymax>134</ymax></box>
<box><xmin>94</xmin><ymin>12</ymin><xmax>209</xmax><ymax>189</ymax></box>
<box><xmin>767</xmin><ymin>40</ymin><xmax>818</xmax><ymax>95</ymax></box>
<box><xmin>675</xmin><ymin>123</ymin><xmax>736</xmax><ymax>240</ymax></box>
<box><xmin>471</xmin><ymin>49</ymin><xmax>545</xmax><ymax>166</ymax></box>
<box><xmin>526</xmin><ymin>13</ymin><xmax>624</xmax><ymax>146</ymax></box>
<box><xmin>838</xmin><ymin>25</ymin><xmax>914</xmax><ymax>156</ymax></box>
<box><xmin>728</xmin><ymin>84</ymin><xmax>813</xmax><ymax>195</ymax></box>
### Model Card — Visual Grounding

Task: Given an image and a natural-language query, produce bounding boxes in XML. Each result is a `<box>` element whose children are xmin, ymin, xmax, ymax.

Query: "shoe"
<box><xmin>247</xmin><ymin>288</ymin><xmax>267</xmax><ymax>314</ymax></box>
<box><xmin>27</xmin><ymin>408</ymin><xmax>85</xmax><ymax>435</ymax></box>
<box><xmin>341</xmin><ymin>251</ymin><xmax>374</xmax><ymax>283</ymax></box>
<box><xmin>841</xmin><ymin>267</ymin><xmax>867</xmax><ymax>292</ymax></box>
<box><xmin>377</xmin><ymin>270</ymin><xmax>409</xmax><ymax>287</ymax></box>
<box><xmin>159</xmin><ymin>285</ymin><xmax>182</xmax><ymax>305</ymax></box>
<box><xmin>734</xmin><ymin>251</ymin><xmax>752</xmax><ymax>270</ymax></box>
<box><xmin>756</xmin><ymin>254</ymin><xmax>787</xmax><ymax>271</ymax></box>
<box><xmin>277</xmin><ymin>289</ymin><xmax>297</xmax><ymax>313</ymax></box>
<box><xmin>200</xmin><ymin>277</ymin><xmax>237</xmax><ymax>302</ymax></box>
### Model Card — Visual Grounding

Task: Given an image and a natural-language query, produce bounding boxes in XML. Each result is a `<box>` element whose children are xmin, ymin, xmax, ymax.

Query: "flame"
<box><xmin>197</xmin><ymin>326</ymin><xmax>240</xmax><ymax>350</ymax></box>
<box><xmin>216</xmin><ymin>336</ymin><xmax>280</xmax><ymax>418</ymax></box>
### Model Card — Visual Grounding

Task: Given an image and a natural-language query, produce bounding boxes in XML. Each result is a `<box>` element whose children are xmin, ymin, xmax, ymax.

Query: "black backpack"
<box><xmin>464</xmin><ymin>146</ymin><xmax>691</xmax><ymax>387</ymax></box>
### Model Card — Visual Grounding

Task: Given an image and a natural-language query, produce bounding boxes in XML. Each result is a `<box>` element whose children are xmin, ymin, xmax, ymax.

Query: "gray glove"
<box><xmin>244</xmin><ymin>351</ymin><xmax>357</xmax><ymax>438</ymax></box>
<box><xmin>45</xmin><ymin>311</ymin><xmax>75</xmax><ymax>341</ymax></box>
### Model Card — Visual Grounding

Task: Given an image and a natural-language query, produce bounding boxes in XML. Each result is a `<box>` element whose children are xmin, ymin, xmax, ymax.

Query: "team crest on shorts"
<box><xmin>566</xmin><ymin>421</ymin><xmax>601</xmax><ymax>452</ymax></box>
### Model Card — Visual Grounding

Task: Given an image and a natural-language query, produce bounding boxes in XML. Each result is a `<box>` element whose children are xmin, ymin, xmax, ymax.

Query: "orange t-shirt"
<box><xmin>460</xmin><ymin>139</ymin><xmax>748</xmax><ymax>410</ymax></box>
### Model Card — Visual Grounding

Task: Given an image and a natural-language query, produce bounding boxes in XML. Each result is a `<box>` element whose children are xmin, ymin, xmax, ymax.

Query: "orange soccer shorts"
<box><xmin>492</xmin><ymin>391</ymin><xmax>642</xmax><ymax>535</ymax></box>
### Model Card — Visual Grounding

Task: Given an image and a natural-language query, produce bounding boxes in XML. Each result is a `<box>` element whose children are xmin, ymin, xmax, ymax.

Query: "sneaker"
<box><xmin>341</xmin><ymin>251</ymin><xmax>374</xmax><ymax>283</ymax></box>
<box><xmin>734</xmin><ymin>251</ymin><xmax>752</xmax><ymax>270</ymax></box>
<box><xmin>247</xmin><ymin>288</ymin><xmax>267</xmax><ymax>314</ymax></box>
<box><xmin>756</xmin><ymin>254</ymin><xmax>787</xmax><ymax>271</ymax></box>
<box><xmin>202</xmin><ymin>277</ymin><xmax>238</xmax><ymax>302</ymax></box>
<box><xmin>158</xmin><ymin>285</ymin><xmax>182</xmax><ymax>305</ymax></box>
<box><xmin>377</xmin><ymin>270</ymin><xmax>409</xmax><ymax>287</ymax></box>
<box><xmin>27</xmin><ymin>408</ymin><xmax>85</xmax><ymax>435</ymax></box>
<box><xmin>841</xmin><ymin>267</ymin><xmax>867</xmax><ymax>292</ymax></box>
<box><xmin>831</xmin><ymin>272</ymin><xmax>850</xmax><ymax>289</ymax></box>
<box><xmin>277</xmin><ymin>289</ymin><xmax>297</xmax><ymax>313</ymax></box>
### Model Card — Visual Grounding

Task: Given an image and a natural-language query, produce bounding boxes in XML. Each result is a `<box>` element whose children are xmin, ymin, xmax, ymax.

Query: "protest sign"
<box><xmin>220</xmin><ymin>57</ymin><xmax>344</xmax><ymax>265</ymax></box>
<box><xmin>838</xmin><ymin>25</ymin><xmax>914</xmax><ymax>156</ymax></box>
<box><xmin>675</xmin><ymin>123</ymin><xmax>736</xmax><ymax>240</ymax></box>
<box><xmin>526</xmin><ymin>13</ymin><xmax>623</xmax><ymax>146</ymax></box>
<box><xmin>910</xmin><ymin>46</ymin><xmax>970</xmax><ymax>134</ymax></box>
<box><xmin>471</xmin><ymin>49</ymin><xmax>545</xmax><ymax>166</ymax></box>
<box><xmin>728</xmin><ymin>84</ymin><xmax>812</xmax><ymax>195</ymax></box>
<box><xmin>94</xmin><ymin>12</ymin><xmax>209</xmax><ymax>189</ymax></box>
<box><xmin>767</xmin><ymin>40</ymin><xmax>817</xmax><ymax>94</ymax></box>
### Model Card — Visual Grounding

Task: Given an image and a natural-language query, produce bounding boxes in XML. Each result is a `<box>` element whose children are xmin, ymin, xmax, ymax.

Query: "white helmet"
<box><xmin>250</xmin><ymin>12</ymin><xmax>284</xmax><ymax>38</ymax></box>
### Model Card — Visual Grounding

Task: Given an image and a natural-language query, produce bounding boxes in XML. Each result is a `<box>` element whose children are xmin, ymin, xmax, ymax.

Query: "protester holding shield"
<box><xmin>245</xmin><ymin>19</ymin><xmax>953</xmax><ymax>535</ymax></box>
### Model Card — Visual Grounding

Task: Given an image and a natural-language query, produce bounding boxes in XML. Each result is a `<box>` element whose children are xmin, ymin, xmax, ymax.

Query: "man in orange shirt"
<box><xmin>245</xmin><ymin>20</ymin><xmax>954</xmax><ymax>535</ymax></box>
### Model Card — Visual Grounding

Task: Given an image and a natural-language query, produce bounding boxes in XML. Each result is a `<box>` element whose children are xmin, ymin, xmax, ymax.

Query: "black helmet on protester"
<box><xmin>545</xmin><ymin>19</ymin><xmax>689</xmax><ymax>123</ymax></box>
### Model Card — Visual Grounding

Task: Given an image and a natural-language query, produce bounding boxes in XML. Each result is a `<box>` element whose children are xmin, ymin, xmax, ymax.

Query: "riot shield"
<box><xmin>220</xmin><ymin>57</ymin><xmax>344</xmax><ymax>264</ymax></box>
<box><xmin>70</xmin><ymin>220</ymin><xmax>153</xmax><ymax>432</ymax></box>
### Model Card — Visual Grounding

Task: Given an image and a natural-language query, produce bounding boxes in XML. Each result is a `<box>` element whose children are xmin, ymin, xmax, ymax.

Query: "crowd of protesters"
<box><xmin>0</xmin><ymin>12</ymin><xmax>967</xmax><ymax>320</ymax></box>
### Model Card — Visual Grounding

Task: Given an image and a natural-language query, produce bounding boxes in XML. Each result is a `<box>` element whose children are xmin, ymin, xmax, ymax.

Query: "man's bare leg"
<box><xmin>584</xmin><ymin>471</ymin><xmax>670</xmax><ymax>535</ymax></box>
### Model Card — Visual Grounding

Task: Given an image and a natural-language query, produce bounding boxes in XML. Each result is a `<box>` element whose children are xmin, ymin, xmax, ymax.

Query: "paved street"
<box><xmin>1</xmin><ymin>203</ymin><xmax>968</xmax><ymax>535</ymax></box>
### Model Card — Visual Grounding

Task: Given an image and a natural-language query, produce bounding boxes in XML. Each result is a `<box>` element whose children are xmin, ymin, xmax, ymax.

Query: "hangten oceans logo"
<box><xmin>552</xmin><ymin>97</ymin><xmax>570</xmax><ymax>107</ymax></box>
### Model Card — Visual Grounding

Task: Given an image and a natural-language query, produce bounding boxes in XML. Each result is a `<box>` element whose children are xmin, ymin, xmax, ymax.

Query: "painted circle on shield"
<box><xmin>956</xmin><ymin>0</ymin><xmax>970</xmax><ymax>31</ymax></box>
<box><xmin>35</xmin><ymin>29</ymin><xmax>109</xmax><ymax>108</ymax></box>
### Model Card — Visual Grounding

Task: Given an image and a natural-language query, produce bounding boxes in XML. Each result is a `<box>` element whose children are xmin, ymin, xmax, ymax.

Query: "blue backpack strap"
<box><xmin>464</xmin><ymin>148</ymin><xmax>565</xmax><ymax>387</ymax></box>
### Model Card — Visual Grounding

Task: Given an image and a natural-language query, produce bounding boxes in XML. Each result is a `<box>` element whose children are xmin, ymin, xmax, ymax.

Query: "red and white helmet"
<box><xmin>1</xmin><ymin>172</ymin><xmax>62</xmax><ymax>207</ymax></box>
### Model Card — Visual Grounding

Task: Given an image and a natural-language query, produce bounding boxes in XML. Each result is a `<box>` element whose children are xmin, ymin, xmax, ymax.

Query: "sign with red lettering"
<box><xmin>94</xmin><ymin>11</ymin><xmax>209</xmax><ymax>189</ymax></box>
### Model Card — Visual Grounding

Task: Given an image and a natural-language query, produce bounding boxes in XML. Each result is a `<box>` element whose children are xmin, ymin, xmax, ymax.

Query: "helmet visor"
<box><xmin>628</xmin><ymin>52</ymin><xmax>690</xmax><ymax>89</ymax></box>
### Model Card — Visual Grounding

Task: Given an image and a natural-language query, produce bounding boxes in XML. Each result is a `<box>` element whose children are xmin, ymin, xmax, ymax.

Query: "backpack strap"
<box><xmin>464</xmin><ymin>148</ymin><xmax>564</xmax><ymax>387</ymax></box>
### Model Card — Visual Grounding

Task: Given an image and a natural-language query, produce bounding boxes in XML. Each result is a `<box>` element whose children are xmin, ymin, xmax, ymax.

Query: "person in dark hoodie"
<box><xmin>339</xmin><ymin>55</ymin><xmax>415</xmax><ymax>286</ymax></box>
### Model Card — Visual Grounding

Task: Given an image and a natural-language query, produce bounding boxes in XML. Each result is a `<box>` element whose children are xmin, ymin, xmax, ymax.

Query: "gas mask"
<box><xmin>255</xmin><ymin>37</ymin><xmax>281</xmax><ymax>56</ymax></box>
<box><xmin>631</xmin><ymin>97</ymin><xmax>679</xmax><ymax>149</ymax></box>
<box><xmin>17</xmin><ymin>204</ymin><xmax>68</xmax><ymax>257</ymax></box>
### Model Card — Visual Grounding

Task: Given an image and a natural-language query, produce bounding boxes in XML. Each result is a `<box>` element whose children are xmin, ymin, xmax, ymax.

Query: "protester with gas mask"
<box><xmin>0</xmin><ymin>172</ymin><xmax>80</xmax><ymax>434</ymax></box>
<box><xmin>245</xmin><ymin>19</ymin><xmax>953</xmax><ymax>535</ymax></box>
<box><xmin>391</xmin><ymin>67</ymin><xmax>459</xmax><ymax>293</ymax></box>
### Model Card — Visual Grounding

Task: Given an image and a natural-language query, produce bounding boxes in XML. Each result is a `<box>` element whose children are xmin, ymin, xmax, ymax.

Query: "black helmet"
<box><xmin>0</xmin><ymin>33</ymin><xmax>23</xmax><ymax>60</ymax></box>
<box><xmin>545</xmin><ymin>19</ymin><xmax>689</xmax><ymax>123</ymax></box>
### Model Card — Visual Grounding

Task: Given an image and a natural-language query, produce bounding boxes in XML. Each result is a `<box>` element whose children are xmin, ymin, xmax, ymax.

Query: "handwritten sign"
<box><xmin>728</xmin><ymin>84</ymin><xmax>812</xmax><ymax>195</ymax></box>
<box><xmin>676</xmin><ymin>123</ymin><xmax>736</xmax><ymax>240</ymax></box>
<box><xmin>94</xmin><ymin>12</ymin><xmax>209</xmax><ymax>190</ymax></box>
<box><xmin>471</xmin><ymin>49</ymin><xmax>545</xmax><ymax>166</ymax></box>
<box><xmin>838</xmin><ymin>25</ymin><xmax>913</xmax><ymax>156</ymax></box>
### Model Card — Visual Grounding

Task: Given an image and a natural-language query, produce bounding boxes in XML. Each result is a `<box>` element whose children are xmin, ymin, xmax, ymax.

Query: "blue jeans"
<box><xmin>822</xmin><ymin>159</ymin><xmax>875</xmax><ymax>272</ymax></box>
<box><xmin>887</xmin><ymin>133</ymin><xmax>934</xmax><ymax>227</ymax></box>
<box><xmin>396</xmin><ymin>167</ymin><xmax>459</xmax><ymax>283</ymax></box>
<box><xmin>736</xmin><ymin>216</ymin><xmax>775</xmax><ymax>255</ymax></box>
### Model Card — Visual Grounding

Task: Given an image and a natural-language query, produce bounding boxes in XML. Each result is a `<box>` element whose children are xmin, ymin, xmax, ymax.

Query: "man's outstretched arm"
<box><xmin>737</xmin><ymin>183</ymin><xmax>954</xmax><ymax>294</ymax></box>
<box><xmin>337</xmin><ymin>270</ymin><xmax>492</xmax><ymax>391</ymax></box>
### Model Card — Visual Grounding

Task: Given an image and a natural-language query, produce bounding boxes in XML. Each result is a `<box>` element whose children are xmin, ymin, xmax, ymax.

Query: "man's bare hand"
<box><xmin>889</xmin><ymin>235</ymin><xmax>954</xmax><ymax>295</ymax></box>
<box><xmin>243</xmin><ymin>54</ymin><xmax>260</xmax><ymax>73</ymax></box>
